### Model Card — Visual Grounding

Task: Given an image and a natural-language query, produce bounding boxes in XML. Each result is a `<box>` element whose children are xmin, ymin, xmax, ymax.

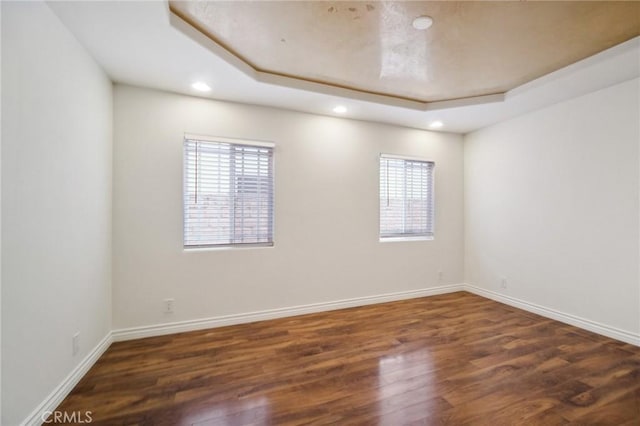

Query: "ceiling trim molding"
<box><xmin>168</xmin><ymin>7</ymin><xmax>506</xmax><ymax>112</ymax></box>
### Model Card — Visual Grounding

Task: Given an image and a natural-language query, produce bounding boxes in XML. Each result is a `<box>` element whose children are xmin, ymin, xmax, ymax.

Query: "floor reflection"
<box><xmin>377</xmin><ymin>349</ymin><xmax>437</xmax><ymax>424</ymax></box>
<box><xmin>179</xmin><ymin>396</ymin><xmax>270</xmax><ymax>426</ymax></box>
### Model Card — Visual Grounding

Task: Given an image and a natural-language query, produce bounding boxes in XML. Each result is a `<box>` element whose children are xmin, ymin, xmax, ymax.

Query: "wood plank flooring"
<box><xmin>54</xmin><ymin>292</ymin><xmax>640</xmax><ymax>425</ymax></box>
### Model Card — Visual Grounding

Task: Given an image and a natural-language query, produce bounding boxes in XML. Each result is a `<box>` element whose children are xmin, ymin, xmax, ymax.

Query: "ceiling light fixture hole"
<box><xmin>412</xmin><ymin>16</ymin><xmax>434</xmax><ymax>30</ymax></box>
<box><xmin>192</xmin><ymin>81</ymin><xmax>211</xmax><ymax>92</ymax></box>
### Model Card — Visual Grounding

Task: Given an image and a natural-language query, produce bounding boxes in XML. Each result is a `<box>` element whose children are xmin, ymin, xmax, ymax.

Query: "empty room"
<box><xmin>2</xmin><ymin>1</ymin><xmax>640</xmax><ymax>425</ymax></box>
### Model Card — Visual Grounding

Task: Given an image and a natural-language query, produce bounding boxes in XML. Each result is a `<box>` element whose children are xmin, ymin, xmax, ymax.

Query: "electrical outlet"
<box><xmin>437</xmin><ymin>270</ymin><xmax>443</xmax><ymax>283</ymax></box>
<box><xmin>501</xmin><ymin>277</ymin><xmax>508</xmax><ymax>289</ymax></box>
<box><xmin>72</xmin><ymin>333</ymin><xmax>80</xmax><ymax>356</ymax></box>
<box><xmin>164</xmin><ymin>298</ymin><xmax>175</xmax><ymax>314</ymax></box>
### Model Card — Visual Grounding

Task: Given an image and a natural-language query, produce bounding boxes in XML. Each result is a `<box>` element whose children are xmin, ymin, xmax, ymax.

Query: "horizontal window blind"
<box><xmin>183</xmin><ymin>137</ymin><xmax>274</xmax><ymax>247</ymax></box>
<box><xmin>380</xmin><ymin>155</ymin><xmax>434</xmax><ymax>239</ymax></box>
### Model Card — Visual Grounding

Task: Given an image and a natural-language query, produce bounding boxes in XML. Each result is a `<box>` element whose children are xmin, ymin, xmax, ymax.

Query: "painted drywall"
<box><xmin>112</xmin><ymin>84</ymin><xmax>464</xmax><ymax>330</ymax></box>
<box><xmin>1</xmin><ymin>2</ymin><xmax>112</xmax><ymax>424</ymax></box>
<box><xmin>465</xmin><ymin>78</ymin><xmax>640</xmax><ymax>336</ymax></box>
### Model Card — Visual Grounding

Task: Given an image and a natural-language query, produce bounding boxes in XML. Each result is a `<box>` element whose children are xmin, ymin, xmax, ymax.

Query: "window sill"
<box><xmin>379</xmin><ymin>236</ymin><xmax>434</xmax><ymax>243</ymax></box>
<box><xmin>184</xmin><ymin>243</ymin><xmax>274</xmax><ymax>252</ymax></box>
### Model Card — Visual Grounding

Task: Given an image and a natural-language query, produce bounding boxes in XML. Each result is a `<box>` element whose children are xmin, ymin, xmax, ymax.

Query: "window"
<box><xmin>379</xmin><ymin>154</ymin><xmax>434</xmax><ymax>240</ymax></box>
<box><xmin>183</xmin><ymin>135</ymin><xmax>274</xmax><ymax>248</ymax></box>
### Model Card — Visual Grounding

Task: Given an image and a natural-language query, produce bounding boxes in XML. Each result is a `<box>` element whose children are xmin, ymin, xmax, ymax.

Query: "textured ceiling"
<box><xmin>169</xmin><ymin>1</ymin><xmax>640</xmax><ymax>104</ymax></box>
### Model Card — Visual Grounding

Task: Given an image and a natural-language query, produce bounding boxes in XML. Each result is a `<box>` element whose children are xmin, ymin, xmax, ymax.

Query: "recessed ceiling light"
<box><xmin>412</xmin><ymin>16</ymin><xmax>434</xmax><ymax>30</ymax></box>
<box><xmin>429</xmin><ymin>121</ymin><xmax>443</xmax><ymax>129</ymax></box>
<box><xmin>333</xmin><ymin>105</ymin><xmax>347</xmax><ymax>114</ymax></box>
<box><xmin>192</xmin><ymin>81</ymin><xmax>211</xmax><ymax>92</ymax></box>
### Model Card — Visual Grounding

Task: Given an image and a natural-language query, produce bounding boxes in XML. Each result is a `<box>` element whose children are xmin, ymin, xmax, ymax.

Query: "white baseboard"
<box><xmin>21</xmin><ymin>332</ymin><xmax>113</xmax><ymax>426</ymax></box>
<box><xmin>464</xmin><ymin>284</ymin><xmax>640</xmax><ymax>346</ymax></box>
<box><xmin>112</xmin><ymin>284</ymin><xmax>465</xmax><ymax>341</ymax></box>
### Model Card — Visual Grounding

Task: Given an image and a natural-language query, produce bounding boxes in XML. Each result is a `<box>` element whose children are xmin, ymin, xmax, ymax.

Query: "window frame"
<box><xmin>379</xmin><ymin>153</ymin><xmax>435</xmax><ymax>242</ymax></box>
<box><xmin>182</xmin><ymin>133</ymin><xmax>275</xmax><ymax>250</ymax></box>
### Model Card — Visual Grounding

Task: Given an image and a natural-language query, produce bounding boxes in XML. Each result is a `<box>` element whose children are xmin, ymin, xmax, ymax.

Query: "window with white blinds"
<box><xmin>379</xmin><ymin>155</ymin><xmax>434</xmax><ymax>239</ymax></box>
<box><xmin>183</xmin><ymin>136</ymin><xmax>274</xmax><ymax>248</ymax></box>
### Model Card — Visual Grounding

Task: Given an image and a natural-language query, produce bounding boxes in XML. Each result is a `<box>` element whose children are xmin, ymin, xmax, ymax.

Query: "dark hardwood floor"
<box><xmin>54</xmin><ymin>292</ymin><xmax>640</xmax><ymax>425</ymax></box>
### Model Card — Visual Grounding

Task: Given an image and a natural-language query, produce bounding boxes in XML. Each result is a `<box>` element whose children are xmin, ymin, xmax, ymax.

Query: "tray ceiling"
<box><xmin>169</xmin><ymin>1</ymin><xmax>640</xmax><ymax>104</ymax></box>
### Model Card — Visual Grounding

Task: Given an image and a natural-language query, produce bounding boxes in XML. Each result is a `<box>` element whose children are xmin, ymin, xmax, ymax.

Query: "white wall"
<box><xmin>1</xmin><ymin>2</ymin><xmax>112</xmax><ymax>424</ymax></box>
<box><xmin>0</xmin><ymin>2</ymin><xmax>3</xmax><ymax>421</ymax></box>
<box><xmin>113</xmin><ymin>85</ymin><xmax>464</xmax><ymax>330</ymax></box>
<box><xmin>465</xmin><ymin>78</ymin><xmax>640</xmax><ymax>336</ymax></box>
